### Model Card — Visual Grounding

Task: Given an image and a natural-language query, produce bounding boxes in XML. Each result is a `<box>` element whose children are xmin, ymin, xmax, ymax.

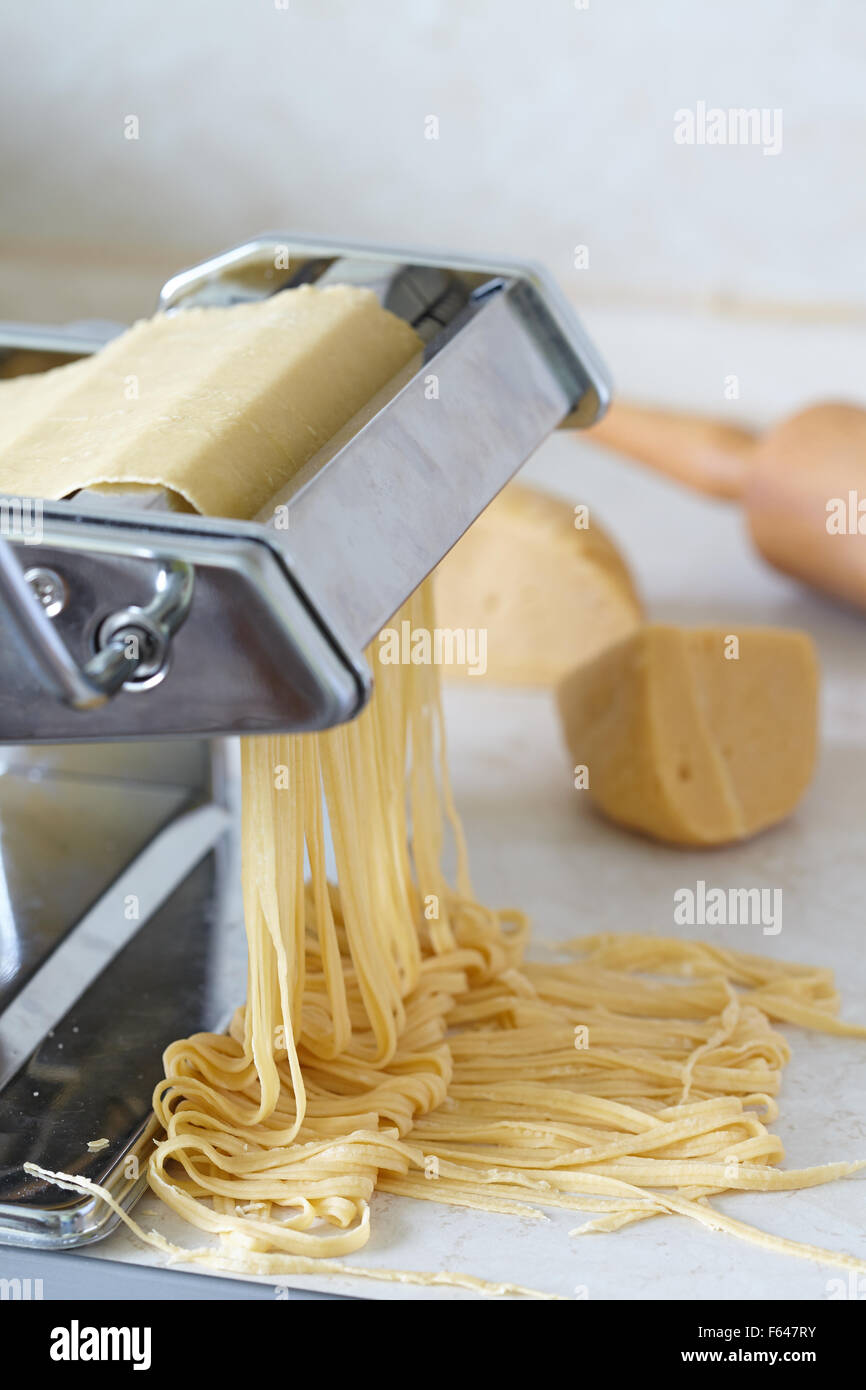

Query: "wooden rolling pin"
<box><xmin>586</xmin><ymin>401</ymin><xmax>866</xmax><ymax>610</ymax></box>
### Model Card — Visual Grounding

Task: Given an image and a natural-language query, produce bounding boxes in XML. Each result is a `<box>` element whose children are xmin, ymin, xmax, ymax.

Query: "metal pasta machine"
<box><xmin>0</xmin><ymin>236</ymin><xmax>610</xmax><ymax>1249</ymax></box>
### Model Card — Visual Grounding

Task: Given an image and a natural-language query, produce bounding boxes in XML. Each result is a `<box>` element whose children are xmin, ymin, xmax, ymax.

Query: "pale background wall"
<box><xmin>1</xmin><ymin>0</ymin><xmax>864</xmax><ymax>424</ymax></box>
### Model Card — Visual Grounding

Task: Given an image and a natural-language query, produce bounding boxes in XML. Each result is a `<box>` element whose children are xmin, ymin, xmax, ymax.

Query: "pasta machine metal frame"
<box><xmin>0</xmin><ymin>236</ymin><xmax>610</xmax><ymax>1256</ymax></box>
<box><xmin>0</xmin><ymin>235</ymin><xmax>611</xmax><ymax>743</ymax></box>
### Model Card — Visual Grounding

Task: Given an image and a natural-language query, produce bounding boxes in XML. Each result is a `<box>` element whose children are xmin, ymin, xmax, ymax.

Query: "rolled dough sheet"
<box><xmin>0</xmin><ymin>286</ymin><xmax>421</xmax><ymax>521</ymax></box>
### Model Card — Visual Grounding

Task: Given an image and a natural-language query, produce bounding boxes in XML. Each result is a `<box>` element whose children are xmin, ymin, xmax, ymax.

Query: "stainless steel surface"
<box><xmin>0</xmin><ymin>535</ymin><xmax>107</xmax><ymax>711</ymax></box>
<box><xmin>0</xmin><ymin>1246</ymin><xmax>354</xmax><ymax>1299</ymax></box>
<box><xmin>0</xmin><ymin>801</ymin><xmax>230</xmax><ymax>1090</ymax></box>
<box><xmin>0</xmin><ymin>768</ymin><xmax>188</xmax><ymax>1016</ymax></box>
<box><xmin>0</xmin><ymin>507</ymin><xmax>368</xmax><ymax>741</ymax></box>
<box><xmin>0</xmin><ymin>740</ymin><xmax>242</xmax><ymax>1248</ymax></box>
<box><xmin>0</xmin><ymin>235</ymin><xmax>611</xmax><ymax>740</ymax></box>
<box><xmin>165</xmin><ymin>236</ymin><xmax>599</xmax><ymax>654</ymax></box>
<box><xmin>0</xmin><ymin>536</ymin><xmax>195</xmax><ymax>710</ymax></box>
<box><xmin>92</xmin><ymin>558</ymin><xmax>194</xmax><ymax>695</ymax></box>
<box><xmin>266</xmin><ymin>277</ymin><xmax>580</xmax><ymax>650</ymax></box>
<box><xmin>0</xmin><ymin>320</ymin><xmax>125</xmax><ymax>357</ymax></box>
<box><xmin>24</xmin><ymin>567</ymin><xmax>67</xmax><ymax>618</ymax></box>
<box><xmin>159</xmin><ymin>234</ymin><xmax>613</xmax><ymax>427</ymax></box>
<box><xmin>0</xmin><ymin>739</ymin><xmax>213</xmax><ymax>786</ymax></box>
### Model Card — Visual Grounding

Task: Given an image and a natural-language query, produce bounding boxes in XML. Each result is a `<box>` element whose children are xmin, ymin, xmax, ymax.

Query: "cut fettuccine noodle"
<box><xmin>29</xmin><ymin>583</ymin><xmax>866</xmax><ymax>1295</ymax></box>
<box><xmin>117</xmin><ymin>578</ymin><xmax>866</xmax><ymax>1285</ymax></box>
<box><xmin>11</xmin><ymin>291</ymin><xmax>863</xmax><ymax>1294</ymax></box>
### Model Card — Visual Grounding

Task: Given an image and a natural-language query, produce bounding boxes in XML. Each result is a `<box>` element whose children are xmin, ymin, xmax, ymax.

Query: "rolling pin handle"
<box><xmin>576</xmin><ymin>400</ymin><xmax>758</xmax><ymax>501</ymax></box>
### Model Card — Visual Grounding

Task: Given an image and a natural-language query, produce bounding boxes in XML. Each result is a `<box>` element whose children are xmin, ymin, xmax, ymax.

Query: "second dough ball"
<box><xmin>557</xmin><ymin>624</ymin><xmax>819</xmax><ymax>846</ymax></box>
<box><xmin>434</xmin><ymin>482</ymin><xmax>643</xmax><ymax>684</ymax></box>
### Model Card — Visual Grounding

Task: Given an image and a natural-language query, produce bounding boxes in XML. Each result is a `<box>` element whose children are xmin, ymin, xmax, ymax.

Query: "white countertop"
<box><xmin>84</xmin><ymin>426</ymin><xmax>866</xmax><ymax>1300</ymax></box>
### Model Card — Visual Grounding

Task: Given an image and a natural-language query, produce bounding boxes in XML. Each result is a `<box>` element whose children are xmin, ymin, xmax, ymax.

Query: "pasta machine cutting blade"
<box><xmin>0</xmin><ymin>236</ymin><xmax>611</xmax><ymax>743</ymax></box>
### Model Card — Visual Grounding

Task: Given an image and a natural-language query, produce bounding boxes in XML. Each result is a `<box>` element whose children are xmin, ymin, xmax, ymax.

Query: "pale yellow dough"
<box><xmin>434</xmin><ymin>481</ymin><xmax>642</xmax><ymax>684</ymax></box>
<box><xmin>0</xmin><ymin>286</ymin><xmax>420</xmax><ymax>520</ymax></box>
<box><xmin>557</xmin><ymin>624</ymin><xmax>819</xmax><ymax>845</ymax></box>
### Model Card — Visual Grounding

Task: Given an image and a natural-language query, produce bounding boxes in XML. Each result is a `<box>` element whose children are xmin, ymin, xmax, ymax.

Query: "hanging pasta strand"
<box><xmin>142</xmin><ymin>579</ymin><xmax>866</xmax><ymax>1284</ymax></box>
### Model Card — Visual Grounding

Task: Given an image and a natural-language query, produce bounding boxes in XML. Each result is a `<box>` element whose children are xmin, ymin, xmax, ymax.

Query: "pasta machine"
<box><xmin>0</xmin><ymin>236</ymin><xmax>610</xmax><ymax>1252</ymax></box>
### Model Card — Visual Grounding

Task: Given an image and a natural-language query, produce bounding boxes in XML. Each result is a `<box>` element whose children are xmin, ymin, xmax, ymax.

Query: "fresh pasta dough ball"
<box><xmin>557</xmin><ymin>624</ymin><xmax>819</xmax><ymax>846</ymax></box>
<box><xmin>433</xmin><ymin>481</ymin><xmax>643</xmax><ymax>684</ymax></box>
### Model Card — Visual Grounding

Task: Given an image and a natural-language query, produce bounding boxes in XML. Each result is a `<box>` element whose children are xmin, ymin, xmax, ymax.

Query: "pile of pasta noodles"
<box><xmin>32</xmin><ymin>581</ymin><xmax>866</xmax><ymax>1296</ymax></box>
<box><xmin>11</xmin><ymin>283</ymin><xmax>863</xmax><ymax>1295</ymax></box>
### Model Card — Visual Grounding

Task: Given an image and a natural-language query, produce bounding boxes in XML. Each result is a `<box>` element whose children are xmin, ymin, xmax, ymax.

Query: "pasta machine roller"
<box><xmin>0</xmin><ymin>237</ymin><xmax>609</xmax><ymax>1255</ymax></box>
<box><xmin>0</xmin><ymin>235</ymin><xmax>611</xmax><ymax>744</ymax></box>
